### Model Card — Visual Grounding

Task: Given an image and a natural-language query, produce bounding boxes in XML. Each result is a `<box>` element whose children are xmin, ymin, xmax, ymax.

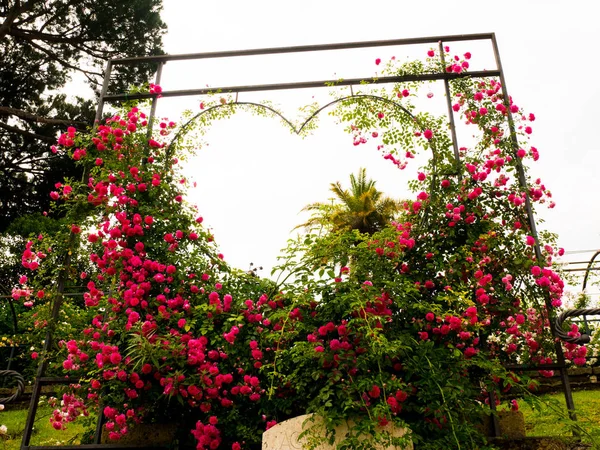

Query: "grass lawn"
<box><xmin>1</xmin><ymin>392</ymin><xmax>599</xmax><ymax>449</ymax></box>
<box><xmin>519</xmin><ymin>389</ymin><xmax>600</xmax><ymax>445</ymax></box>
<box><xmin>0</xmin><ymin>405</ymin><xmax>93</xmax><ymax>450</ymax></box>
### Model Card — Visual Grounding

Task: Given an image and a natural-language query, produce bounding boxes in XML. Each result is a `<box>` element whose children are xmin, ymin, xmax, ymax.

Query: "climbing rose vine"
<box><xmin>14</xmin><ymin>47</ymin><xmax>587</xmax><ymax>450</ymax></box>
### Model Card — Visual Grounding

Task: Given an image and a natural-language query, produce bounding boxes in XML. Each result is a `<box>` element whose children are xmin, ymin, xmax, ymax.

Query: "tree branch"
<box><xmin>12</xmin><ymin>6</ymin><xmax>47</xmax><ymax>26</ymax></box>
<box><xmin>9</xmin><ymin>26</ymin><xmax>85</xmax><ymax>44</ymax></box>
<box><xmin>26</xmin><ymin>39</ymin><xmax>103</xmax><ymax>83</ymax></box>
<box><xmin>0</xmin><ymin>106</ymin><xmax>88</xmax><ymax>126</ymax></box>
<box><xmin>0</xmin><ymin>120</ymin><xmax>55</xmax><ymax>143</ymax></box>
<box><xmin>0</xmin><ymin>0</ymin><xmax>39</xmax><ymax>39</ymax></box>
<box><xmin>61</xmin><ymin>22</ymin><xmax>83</xmax><ymax>38</ymax></box>
<box><xmin>20</xmin><ymin>154</ymin><xmax>63</xmax><ymax>164</ymax></box>
<box><xmin>0</xmin><ymin>155</ymin><xmax>48</xmax><ymax>173</ymax></box>
<box><xmin>12</xmin><ymin>11</ymin><xmax>43</xmax><ymax>26</ymax></box>
<box><xmin>0</xmin><ymin>0</ymin><xmax>22</xmax><ymax>39</ymax></box>
<box><xmin>2</xmin><ymin>165</ymin><xmax>47</xmax><ymax>175</ymax></box>
<box><xmin>37</xmin><ymin>5</ymin><xmax>62</xmax><ymax>33</ymax></box>
<box><xmin>80</xmin><ymin>41</ymin><xmax>120</xmax><ymax>57</ymax></box>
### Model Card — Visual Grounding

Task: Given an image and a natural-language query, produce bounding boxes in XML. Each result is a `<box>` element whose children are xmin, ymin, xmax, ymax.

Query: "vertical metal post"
<box><xmin>487</xmin><ymin>391</ymin><xmax>501</xmax><ymax>437</ymax></box>
<box><xmin>490</xmin><ymin>33</ymin><xmax>577</xmax><ymax>420</ymax></box>
<box><xmin>4</xmin><ymin>299</ymin><xmax>18</xmax><ymax>372</ymax></box>
<box><xmin>94</xmin><ymin>60</ymin><xmax>113</xmax><ymax>124</ymax></box>
<box><xmin>582</xmin><ymin>250</ymin><xmax>600</xmax><ymax>292</ymax></box>
<box><xmin>437</xmin><ymin>41</ymin><xmax>462</xmax><ymax>177</ymax></box>
<box><xmin>481</xmin><ymin>334</ymin><xmax>502</xmax><ymax>438</ymax></box>
<box><xmin>582</xmin><ymin>315</ymin><xmax>591</xmax><ymax>336</ymax></box>
<box><xmin>93</xmin><ymin>410</ymin><xmax>106</xmax><ymax>444</ymax></box>
<box><xmin>21</xmin><ymin>243</ymin><xmax>74</xmax><ymax>449</ymax></box>
<box><xmin>147</xmin><ymin>62</ymin><xmax>165</xmax><ymax>139</ymax></box>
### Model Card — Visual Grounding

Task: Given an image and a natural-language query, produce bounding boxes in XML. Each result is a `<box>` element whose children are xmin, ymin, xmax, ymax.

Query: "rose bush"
<box><xmin>15</xmin><ymin>104</ymin><xmax>287</xmax><ymax>448</ymax></box>
<box><xmin>13</xmin><ymin>47</ymin><xmax>589</xmax><ymax>449</ymax></box>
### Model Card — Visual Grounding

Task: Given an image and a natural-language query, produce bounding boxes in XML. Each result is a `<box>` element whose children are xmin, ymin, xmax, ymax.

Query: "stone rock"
<box><xmin>262</xmin><ymin>414</ymin><xmax>412</xmax><ymax>450</ymax></box>
<box><xmin>567</xmin><ymin>368</ymin><xmax>592</xmax><ymax>376</ymax></box>
<box><xmin>482</xmin><ymin>411</ymin><xmax>526</xmax><ymax>439</ymax></box>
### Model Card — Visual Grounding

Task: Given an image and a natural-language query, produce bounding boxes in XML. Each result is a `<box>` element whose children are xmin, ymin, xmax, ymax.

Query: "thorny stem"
<box><xmin>424</xmin><ymin>354</ymin><xmax>461</xmax><ymax>450</ymax></box>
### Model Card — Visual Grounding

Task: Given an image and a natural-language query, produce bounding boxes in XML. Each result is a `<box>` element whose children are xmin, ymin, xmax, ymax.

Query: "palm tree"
<box><xmin>298</xmin><ymin>168</ymin><xmax>401</xmax><ymax>234</ymax></box>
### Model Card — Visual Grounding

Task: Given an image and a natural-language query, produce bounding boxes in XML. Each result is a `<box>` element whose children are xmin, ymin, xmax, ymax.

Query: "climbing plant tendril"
<box><xmin>10</xmin><ymin>46</ymin><xmax>587</xmax><ymax>450</ymax></box>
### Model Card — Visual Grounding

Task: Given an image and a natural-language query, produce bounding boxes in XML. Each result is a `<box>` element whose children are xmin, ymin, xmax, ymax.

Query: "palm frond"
<box><xmin>296</xmin><ymin>167</ymin><xmax>405</xmax><ymax>234</ymax></box>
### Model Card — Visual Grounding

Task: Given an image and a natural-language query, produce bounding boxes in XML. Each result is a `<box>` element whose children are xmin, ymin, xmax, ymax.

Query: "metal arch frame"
<box><xmin>166</xmin><ymin>95</ymin><xmax>443</xmax><ymax>162</ymax></box>
<box><xmin>166</xmin><ymin>94</ymin><xmax>455</xmax><ymax>231</ymax></box>
<box><xmin>582</xmin><ymin>250</ymin><xmax>600</xmax><ymax>292</ymax></box>
<box><xmin>168</xmin><ymin>95</ymin><xmax>422</xmax><ymax>143</ymax></box>
<box><xmin>167</xmin><ymin>95</ymin><xmax>450</xmax><ymax>232</ymax></box>
<box><xmin>555</xmin><ymin>249</ymin><xmax>600</xmax><ymax>343</ymax></box>
<box><xmin>21</xmin><ymin>33</ymin><xmax>579</xmax><ymax>449</ymax></box>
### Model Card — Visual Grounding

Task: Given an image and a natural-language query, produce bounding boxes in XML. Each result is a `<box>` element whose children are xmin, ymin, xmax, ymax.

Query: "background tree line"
<box><xmin>0</xmin><ymin>0</ymin><xmax>166</xmax><ymax>296</ymax></box>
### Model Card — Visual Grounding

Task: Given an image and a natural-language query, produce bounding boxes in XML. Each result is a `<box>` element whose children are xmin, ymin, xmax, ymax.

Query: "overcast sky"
<box><xmin>151</xmin><ymin>0</ymin><xmax>600</xmax><ymax>292</ymax></box>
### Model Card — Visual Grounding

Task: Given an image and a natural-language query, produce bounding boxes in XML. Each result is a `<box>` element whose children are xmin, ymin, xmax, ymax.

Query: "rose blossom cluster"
<box><xmin>340</xmin><ymin>49</ymin><xmax>587</xmax><ymax>380</ymax></box>
<box><xmin>19</xmin><ymin>101</ymin><xmax>283</xmax><ymax>449</ymax></box>
<box><xmin>17</xmin><ymin>50</ymin><xmax>589</xmax><ymax>448</ymax></box>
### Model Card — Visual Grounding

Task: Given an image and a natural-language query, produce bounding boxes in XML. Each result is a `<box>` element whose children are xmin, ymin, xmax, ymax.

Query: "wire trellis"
<box><xmin>7</xmin><ymin>33</ymin><xmax>588</xmax><ymax>448</ymax></box>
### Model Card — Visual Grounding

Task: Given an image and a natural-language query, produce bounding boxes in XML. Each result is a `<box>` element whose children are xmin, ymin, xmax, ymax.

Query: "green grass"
<box><xmin>0</xmin><ymin>405</ymin><xmax>93</xmax><ymax>450</ymax></box>
<box><xmin>1</xmin><ymin>392</ymin><xmax>600</xmax><ymax>449</ymax></box>
<box><xmin>519</xmin><ymin>390</ymin><xmax>600</xmax><ymax>445</ymax></box>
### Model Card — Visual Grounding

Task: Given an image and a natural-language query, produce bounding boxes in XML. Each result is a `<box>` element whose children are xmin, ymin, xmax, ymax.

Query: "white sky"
<box><xmin>150</xmin><ymin>0</ymin><xmax>600</xmax><ymax>289</ymax></box>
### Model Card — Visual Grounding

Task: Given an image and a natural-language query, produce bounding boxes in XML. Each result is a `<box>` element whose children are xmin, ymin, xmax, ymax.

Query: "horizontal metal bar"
<box><xmin>102</xmin><ymin>70</ymin><xmax>500</xmax><ymax>102</ymax></box>
<box><xmin>37</xmin><ymin>377</ymin><xmax>80</xmax><ymax>385</ymax></box>
<box><xmin>24</xmin><ymin>446</ymin><xmax>167</xmax><ymax>450</ymax></box>
<box><xmin>563</xmin><ymin>261</ymin><xmax>600</xmax><ymax>265</ymax></box>
<box><xmin>504</xmin><ymin>363</ymin><xmax>566</xmax><ymax>371</ymax></box>
<box><xmin>565</xmin><ymin>249</ymin><xmax>600</xmax><ymax>255</ymax></box>
<box><xmin>0</xmin><ymin>292</ymin><xmax>84</xmax><ymax>299</ymax></box>
<box><xmin>111</xmin><ymin>33</ymin><xmax>495</xmax><ymax>65</ymax></box>
<box><xmin>564</xmin><ymin>267</ymin><xmax>600</xmax><ymax>272</ymax></box>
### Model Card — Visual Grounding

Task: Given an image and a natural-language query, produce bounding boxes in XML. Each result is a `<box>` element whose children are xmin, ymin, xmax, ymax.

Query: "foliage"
<box><xmin>0</xmin><ymin>402</ymin><xmax>92</xmax><ymax>450</ymax></box>
<box><xmin>298</xmin><ymin>167</ymin><xmax>402</xmax><ymax>235</ymax></box>
<box><xmin>0</xmin><ymin>0</ymin><xmax>167</xmax><ymax>231</ymax></box>
<box><xmin>520</xmin><ymin>390</ymin><xmax>600</xmax><ymax>448</ymax></box>
<box><xmin>8</xmin><ymin>99</ymin><xmax>285</xmax><ymax>449</ymax></box>
<box><xmin>0</xmin><ymin>213</ymin><xmax>83</xmax><ymax>378</ymax></box>
<box><xmin>9</xmin><ymin>47</ymin><xmax>592</xmax><ymax>450</ymax></box>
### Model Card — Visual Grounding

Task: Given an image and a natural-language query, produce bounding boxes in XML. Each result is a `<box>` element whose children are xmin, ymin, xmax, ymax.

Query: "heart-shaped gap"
<box><xmin>182</xmin><ymin>111</ymin><xmax>420</xmax><ymax>276</ymax></box>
